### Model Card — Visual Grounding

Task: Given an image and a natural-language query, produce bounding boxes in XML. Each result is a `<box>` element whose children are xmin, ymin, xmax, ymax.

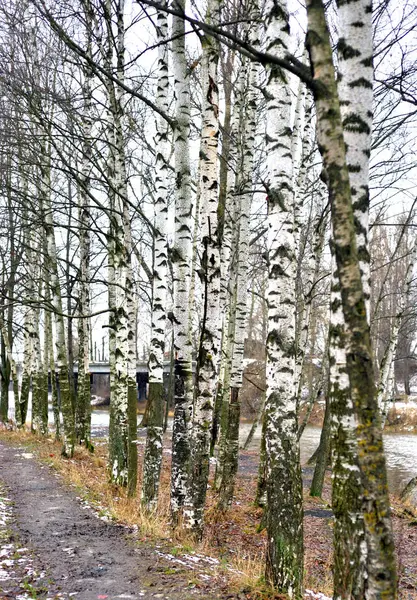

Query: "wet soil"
<box><xmin>0</xmin><ymin>442</ymin><xmax>228</xmax><ymax>600</ymax></box>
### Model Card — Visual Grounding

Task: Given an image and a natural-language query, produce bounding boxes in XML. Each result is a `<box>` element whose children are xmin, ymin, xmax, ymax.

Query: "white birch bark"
<box><xmin>293</xmin><ymin>93</ymin><xmax>322</xmax><ymax>395</ymax></box>
<box><xmin>37</xmin><ymin>296</ymin><xmax>48</xmax><ymax>436</ymax></box>
<box><xmin>31</xmin><ymin>263</ymin><xmax>46</xmax><ymax>436</ymax></box>
<box><xmin>337</xmin><ymin>0</ymin><xmax>373</xmax><ymax>311</ymax></box>
<box><xmin>170</xmin><ymin>0</ymin><xmax>194</xmax><ymax>522</ymax></box>
<box><xmin>37</xmin><ymin>130</ymin><xmax>75</xmax><ymax>456</ymax></box>
<box><xmin>295</xmin><ymin>186</ymin><xmax>328</xmax><ymax>403</ymax></box>
<box><xmin>44</xmin><ymin>193</ymin><xmax>75</xmax><ymax>456</ymax></box>
<box><xmin>263</xmin><ymin>0</ymin><xmax>303</xmax><ymax>595</ymax></box>
<box><xmin>20</xmin><ymin>226</ymin><xmax>37</xmax><ymax>428</ymax></box>
<box><xmin>142</xmin><ymin>2</ymin><xmax>170</xmax><ymax>511</ymax></box>
<box><xmin>292</xmin><ymin>80</ymin><xmax>307</xmax><ymax>269</ymax></box>
<box><xmin>217</xmin><ymin>53</ymin><xmax>259</xmax><ymax>510</ymax></box>
<box><xmin>185</xmin><ymin>0</ymin><xmax>221</xmax><ymax>536</ymax></box>
<box><xmin>45</xmin><ymin>289</ymin><xmax>60</xmax><ymax>438</ymax></box>
<box><xmin>20</xmin><ymin>309</ymin><xmax>33</xmax><ymax>428</ymax></box>
<box><xmin>330</xmin><ymin>0</ymin><xmax>374</xmax><ymax>595</ymax></box>
<box><xmin>213</xmin><ymin>62</ymin><xmax>246</xmax><ymax>488</ymax></box>
<box><xmin>211</xmin><ymin>57</ymin><xmax>249</xmax><ymax>467</ymax></box>
<box><xmin>76</xmin><ymin>0</ymin><xmax>93</xmax><ymax>448</ymax></box>
<box><xmin>106</xmin><ymin>0</ymin><xmax>130</xmax><ymax>486</ymax></box>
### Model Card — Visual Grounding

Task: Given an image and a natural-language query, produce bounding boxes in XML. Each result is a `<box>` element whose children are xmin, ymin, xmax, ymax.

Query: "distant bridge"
<box><xmin>73</xmin><ymin>360</ymin><xmax>174</xmax><ymax>400</ymax></box>
<box><xmin>12</xmin><ymin>361</ymin><xmax>177</xmax><ymax>400</ymax></box>
<box><xmin>73</xmin><ymin>360</ymin><xmax>173</xmax><ymax>375</ymax></box>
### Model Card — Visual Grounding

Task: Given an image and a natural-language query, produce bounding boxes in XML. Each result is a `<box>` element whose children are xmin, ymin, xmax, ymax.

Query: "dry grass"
<box><xmin>385</xmin><ymin>405</ymin><xmax>417</xmax><ymax>432</ymax></box>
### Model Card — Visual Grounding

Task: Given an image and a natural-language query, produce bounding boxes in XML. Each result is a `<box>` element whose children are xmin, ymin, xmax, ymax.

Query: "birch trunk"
<box><xmin>0</xmin><ymin>153</ymin><xmax>17</xmax><ymax>424</ymax></box>
<box><xmin>76</xmin><ymin>2</ymin><xmax>93</xmax><ymax>449</ymax></box>
<box><xmin>263</xmin><ymin>1</ymin><xmax>303</xmax><ymax>594</ymax></box>
<box><xmin>213</xmin><ymin>61</ymin><xmax>246</xmax><ymax>487</ymax></box>
<box><xmin>20</xmin><ymin>239</ymin><xmax>36</xmax><ymax>428</ymax></box>
<box><xmin>185</xmin><ymin>0</ymin><xmax>221</xmax><ymax>537</ymax></box>
<box><xmin>45</xmin><ymin>292</ymin><xmax>60</xmax><ymax>439</ymax></box>
<box><xmin>32</xmin><ymin>274</ymin><xmax>46</xmax><ymax>436</ymax></box>
<box><xmin>293</xmin><ymin>91</ymin><xmax>326</xmax><ymax>408</ymax></box>
<box><xmin>329</xmin><ymin>246</ymin><xmax>365</xmax><ymax>599</ymax></box>
<box><xmin>19</xmin><ymin>318</ymin><xmax>32</xmax><ymax>427</ymax></box>
<box><xmin>0</xmin><ymin>342</ymin><xmax>10</xmax><ymax>423</ymax></box>
<box><xmin>217</xmin><ymin>55</ymin><xmax>258</xmax><ymax>511</ymax></box>
<box><xmin>170</xmin><ymin>0</ymin><xmax>194</xmax><ymax>523</ymax></box>
<box><xmin>43</xmin><ymin>178</ymin><xmax>75</xmax><ymax>456</ymax></box>
<box><xmin>306</xmin><ymin>0</ymin><xmax>397</xmax><ymax>594</ymax></box>
<box><xmin>38</xmin><ymin>300</ymin><xmax>48</xmax><ymax>436</ymax></box>
<box><xmin>105</xmin><ymin>0</ymin><xmax>133</xmax><ymax>487</ymax></box>
<box><xmin>327</xmin><ymin>0</ymin><xmax>374</xmax><ymax>594</ymax></box>
<box><xmin>142</xmin><ymin>2</ymin><xmax>170</xmax><ymax>511</ymax></box>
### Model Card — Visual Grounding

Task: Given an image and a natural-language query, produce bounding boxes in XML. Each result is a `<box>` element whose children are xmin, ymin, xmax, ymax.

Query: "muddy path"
<box><xmin>0</xmin><ymin>442</ymin><xmax>230</xmax><ymax>600</ymax></box>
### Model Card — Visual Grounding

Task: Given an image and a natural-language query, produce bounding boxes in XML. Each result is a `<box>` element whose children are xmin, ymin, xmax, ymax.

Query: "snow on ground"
<box><xmin>305</xmin><ymin>591</ymin><xmax>331</xmax><ymax>600</ymax></box>
<box><xmin>154</xmin><ymin>549</ymin><xmax>331</xmax><ymax>598</ymax></box>
<box><xmin>392</xmin><ymin>400</ymin><xmax>417</xmax><ymax>409</ymax></box>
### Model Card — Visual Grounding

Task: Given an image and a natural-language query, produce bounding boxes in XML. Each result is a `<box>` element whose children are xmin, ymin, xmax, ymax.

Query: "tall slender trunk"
<box><xmin>0</xmin><ymin>337</ymin><xmax>10</xmax><ymax>423</ymax></box>
<box><xmin>43</xmin><ymin>166</ymin><xmax>75</xmax><ymax>456</ymax></box>
<box><xmin>211</xmin><ymin>56</ymin><xmax>241</xmax><ymax>460</ymax></box>
<box><xmin>170</xmin><ymin>0</ymin><xmax>194</xmax><ymax>523</ymax></box>
<box><xmin>45</xmin><ymin>291</ymin><xmax>60</xmax><ymax>439</ymax></box>
<box><xmin>185</xmin><ymin>0</ymin><xmax>221</xmax><ymax>538</ymax></box>
<box><xmin>31</xmin><ymin>261</ymin><xmax>46</xmax><ymax>436</ymax></box>
<box><xmin>214</xmin><ymin>61</ymin><xmax>246</xmax><ymax>488</ymax></box>
<box><xmin>263</xmin><ymin>0</ymin><xmax>303</xmax><ymax>595</ymax></box>
<box><xmin>37</xmin><ymin>295</ymin><xmax>48</xmax><ymax>436</ymax></box>
<box><xmin>324</xmin><ymin>0</ymin><xmax>374</xmax><ymax>595</ymax></box>
<box><xmin>106</xmin><ymin>0</ymin><xmax>132</xmax><ymax>487</ymax></box>
<box><xmin>142</xmin><ymin>1</ymin><xmax>170</xmax><ymax>511</ymax></box>
<box><xmin>20</xmin><ymin>231</ymin><xmax>36</xmax><ymax>429</ymax></box>
<box><xmin>76</xmin><ymin>0</ymin><xmax>93</xmax><ymax>449</ymax></box>
<box><xmin>217</xmin><ymin>52</ymin><xmax>259</xmax><ymax>511</ymax></box>
<box><xmin>126</xmin><ymin>232</ymin><xmax>138</xmax><ymax>497</ymax></box>
<box><xmin>310</xmin><ymin>355</ymin><xmax>330</xmax><ymax>497</ymax></box>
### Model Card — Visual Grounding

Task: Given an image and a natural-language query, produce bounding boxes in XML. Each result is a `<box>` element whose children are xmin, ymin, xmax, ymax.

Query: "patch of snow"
<box><xmin>0</xmin><ymin>567</ymin><xmax>11</xmax><ymax>580</ymax></box>
<box><xmin>305</xmin><ymin>590</ymin><xmax>331</xmax><ymax>600</ymax></box>
<box><xmin>392</xmin><ymin>401</ymin><xmax>417</xmax><ymax>409</ymax></box>
<box><xmin>0</xmin><ymin>558</ymin><xmax>14</xmax><ymax>567</ymax></box>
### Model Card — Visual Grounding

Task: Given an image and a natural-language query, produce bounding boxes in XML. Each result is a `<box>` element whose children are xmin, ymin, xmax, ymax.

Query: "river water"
<box><xmin>91</xmin><ymin>409</ymin><xmax>417</xmax><ymax>494</ymax></box>
<box><xmin>6</xmin><ymin>398</ymin><xmax>417</xmax><ymax>494</ymax></box>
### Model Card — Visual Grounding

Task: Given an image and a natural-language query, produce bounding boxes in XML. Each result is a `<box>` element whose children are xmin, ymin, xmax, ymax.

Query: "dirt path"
<box><xmin>0</xmin><ymin>442</ymin><xmax>228</xmax><ymax>600</ymax></box>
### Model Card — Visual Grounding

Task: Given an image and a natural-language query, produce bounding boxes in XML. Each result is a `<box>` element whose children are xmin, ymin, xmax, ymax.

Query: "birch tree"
<box><xmin>170</xmin><ymin>0</ymin><xmax>194</xmax><ymax>523</ymax></box>
<box><xmin>186</xmin><ymin>0</ymin><xmax>221</xmax><ymax>537</ymax></box>
<box><xmin>105</xmin><ymin>0</ymin><xmax>137</xmax><ymax>489</ymax></box>
<box><xmin>328</xmin><ymin>0</ymin><xmax>374</xmax><ymax>593</ymax></box>
<box><xmin>76</xmin><ymin>0</ymin><xmax>94</xmax><ymax>450</ymax></box>
<box><xmin>306</xmin><ymin>0</ymin><xmax>397</xmax><ymax>594</ymax></box>
<box><xmin>217</xmin><ymin>51</ymin><xmax>259</xmax><ymax>511</ymax></box>
<box><xmin>142</xmin><ymin>1</ymin><xmax>170</xmax><ymax>511</ymax></box>
<box><xmin>263</xmin><ymin>0</ymin><xmax>303</xmax><ymax>594</ymax></box>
